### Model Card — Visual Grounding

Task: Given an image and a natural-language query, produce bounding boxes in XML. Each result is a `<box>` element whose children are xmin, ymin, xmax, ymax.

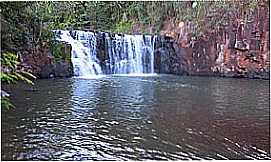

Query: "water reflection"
<box><xmin>1</xmin><ymin>75</ymin><xmax>270</xmax><ymax>160</ymax></box>
<box><xmin>64</xmin><ymin>76</ymin><xmax>156</xmax><ymax>160</ymax></box>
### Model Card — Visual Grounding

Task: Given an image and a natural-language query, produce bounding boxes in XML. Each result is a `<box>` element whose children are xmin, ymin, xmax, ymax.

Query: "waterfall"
<box><xmin>54</xmin><ymin>30</ymin><xmax>156</xmax><ymax>76</ymax></box>
<box><xmin>105</xmin><ymin>34</ymin><xmax>156</xmax><ymax>75</ymax></box>
<box><xmin>54</xmin><ymin>30</ymin><xmax>102</xmax><ymax>77</ymax></box>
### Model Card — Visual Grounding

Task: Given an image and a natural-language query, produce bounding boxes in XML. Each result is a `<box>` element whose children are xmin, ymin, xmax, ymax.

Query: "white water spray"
<box><xmin>54</xmin><ymin>30</ymin><xmax>156</xmax><ymax>77</ymax></box>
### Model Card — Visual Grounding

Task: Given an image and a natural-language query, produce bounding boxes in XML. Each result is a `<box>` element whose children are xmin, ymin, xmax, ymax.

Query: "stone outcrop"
<box><xmin>154</xmin><ymin>36</ymin><xmax>188</xmax><ymax>75</ymax></box>
<box><xmin>157</xmin><ymin>2</ymin><xmax>270</xmax><ymax>79</ymax></box>
<box><xmin>19</xmin><ymin>42</ymin><xmax>73</xmax><ymax>79</ymax></box>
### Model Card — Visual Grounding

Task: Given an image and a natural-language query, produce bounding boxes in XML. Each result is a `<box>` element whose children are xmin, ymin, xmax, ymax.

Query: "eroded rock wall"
<box><xmin>19</xmin><ymin>42</ymin><xmax>73</xmax><ymax>79</ymax></box>
<box><xmin>157</xmin><ymin>3</ymin><xmax>270</xmax><ymax>79</ymax></box>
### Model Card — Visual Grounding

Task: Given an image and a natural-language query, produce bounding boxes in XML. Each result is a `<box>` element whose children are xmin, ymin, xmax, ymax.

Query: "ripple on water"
<box><xmin>1</xmin><ymin>76</ymin><xmax>270</xmax><ymax>160</ymax></box>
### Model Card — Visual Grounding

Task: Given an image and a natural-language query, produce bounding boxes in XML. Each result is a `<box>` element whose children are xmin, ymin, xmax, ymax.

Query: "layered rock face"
<box><xmin>19</xmin><ymin>42</ymin><xmax>73</xmax><ymax>79</ymax></box>
<box><xmin>157</xmin><ymin>3</ymin><xmax>270</xmax><ymax>79</ymax></box>
<box><xmin>154</xmin><ymin>36</ymin><xmax>186</xmax><ymax>75</ymax></box>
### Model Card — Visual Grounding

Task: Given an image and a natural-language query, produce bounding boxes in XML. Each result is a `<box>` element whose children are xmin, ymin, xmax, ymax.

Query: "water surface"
<box><xmin>2</xmin><ymin>75</ymin><xmax>270</xmax><ymax>160</ymax></box>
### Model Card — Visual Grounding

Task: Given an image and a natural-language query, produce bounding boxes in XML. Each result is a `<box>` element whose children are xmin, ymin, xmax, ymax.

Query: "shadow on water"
<box><xmin>1</xmin><ymin>75</ymin><xmax>270</xmax><ymax>160</ymax></box>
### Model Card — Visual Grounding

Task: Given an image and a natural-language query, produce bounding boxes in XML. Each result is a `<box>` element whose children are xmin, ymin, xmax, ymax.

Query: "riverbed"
<box><xmin>1</xmin><ymin>75</ymin><xmax>270</xmax><ymax>160</ymax></box>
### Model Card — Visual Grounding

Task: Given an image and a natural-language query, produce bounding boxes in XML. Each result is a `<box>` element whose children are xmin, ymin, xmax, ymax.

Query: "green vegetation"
<box><xmin>1</xmin><ymin>52</ymin><xmax>35</xmax><ymax>85</ymax></box>
<box><xmin>50</xmin><ymin>41</ymin><xmax>71</xmax><ymax>62</ymax></box>
<box><xmin>0</xmin><ymin>1</ymin><xmax>267</xmax><ymax>109</ymax></box>
<box><xmin>1</xmin><ymin>1</ymin><xmax>266</xmax><ymax>48</ymax></box>
<box><xmin>1</xmin><ymin>52</ymin><xmax>36</xmax><ymax>109</ymax></box>
<box><xmin>114</xmin><ymin>20</ymin><xmax>134</xmax><ymax>34</ymax></box>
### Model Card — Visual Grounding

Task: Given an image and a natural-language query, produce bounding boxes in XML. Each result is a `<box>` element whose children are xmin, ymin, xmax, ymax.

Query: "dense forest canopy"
<box><xmin>1</xmin><ymin>1</ymin><xmax>266</xmax><ymax>51</ymax></box>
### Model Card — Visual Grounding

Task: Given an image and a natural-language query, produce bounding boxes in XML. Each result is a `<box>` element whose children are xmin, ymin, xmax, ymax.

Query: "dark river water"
<box><xmin>1</xmin><ymin>75</ymin><xmax>270</xmax><ymax>160</ymax></box>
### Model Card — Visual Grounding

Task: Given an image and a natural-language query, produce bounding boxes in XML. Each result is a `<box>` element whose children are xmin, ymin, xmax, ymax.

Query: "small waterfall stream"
<box><xmin>55</xmin><ymin>30</ymin><xmax>102</xmax><ymax>76</ymax></box>
<box><xmin>54</xmin><ymin>30</ymin><xmax>156</xmax><ymax>77</ymax></box>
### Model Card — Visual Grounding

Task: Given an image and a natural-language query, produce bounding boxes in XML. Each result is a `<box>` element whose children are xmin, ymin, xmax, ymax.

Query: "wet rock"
<box><xmin>40</xmin><ymin>64</ymin><xmax>55</xmax><ymax>79</ymax></box>
<box><xmin>55</xmin><ymin>60</ymin><xmax>73</xmax><ymax>78</ymax></box>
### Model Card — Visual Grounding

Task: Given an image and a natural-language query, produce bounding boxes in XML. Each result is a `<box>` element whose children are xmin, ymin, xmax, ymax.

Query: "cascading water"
<box><xmin>54</xmin><ymin>30</ymin><xmax>156</xmax><ymax>76</ymax></box>
<box><xmin>105</xmin><ymin>34</ymin><xmax>156</xmax><ymax>74</ymax></box>
<box><xmin>73</xmin><ymin>31</ymin><xmax>103</xmax><ymax>76</ymax></box>
<box><xmin>54</xmin><ymin>30</ymin><xmax>102</xmax><ymax>77</ymax></box>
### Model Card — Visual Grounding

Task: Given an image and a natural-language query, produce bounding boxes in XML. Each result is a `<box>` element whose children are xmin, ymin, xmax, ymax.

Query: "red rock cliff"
<box><xmin>158</xmin><ymin>2</ymin><xmax>269</xmax><ymax>79</ymax></box>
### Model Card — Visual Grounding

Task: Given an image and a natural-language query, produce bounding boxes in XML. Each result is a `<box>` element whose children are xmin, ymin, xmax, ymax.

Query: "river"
<box><xmin>1</xmin><ymin>75</ymin><xmax>270</xmax><ymax>160</ymax></box>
